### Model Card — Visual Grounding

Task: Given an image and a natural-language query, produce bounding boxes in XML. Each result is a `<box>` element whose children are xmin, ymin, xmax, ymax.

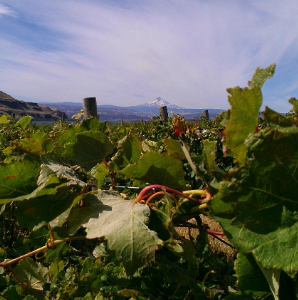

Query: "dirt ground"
<box><xmin>176</xmin><ymin>215</ymin><xmax>236</xmax><ymax>260</ymax></box>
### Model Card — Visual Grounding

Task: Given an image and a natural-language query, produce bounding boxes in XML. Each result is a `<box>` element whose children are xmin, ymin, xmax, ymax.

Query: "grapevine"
<box><xmin>0</xmin><ymin>64</ymin><xmax>298</xmax><ymax>299</ymax></box>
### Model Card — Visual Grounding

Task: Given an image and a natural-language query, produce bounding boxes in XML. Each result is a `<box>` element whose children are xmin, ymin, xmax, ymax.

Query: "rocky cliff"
<box><xmin>0</xmin><ymin>91</ymin><xmax>66</xmax><ymax>120</ymax></box>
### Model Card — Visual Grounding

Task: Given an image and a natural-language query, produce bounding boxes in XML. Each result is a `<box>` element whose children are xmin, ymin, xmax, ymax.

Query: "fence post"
<box><xmin>61</xmin><ymin>112</ymin><xmax>66</xmax><ymax>122</ymax></box>
<box><xmin>159</xmin><ymin>106</ymin><xmax>168</xmax><ymax>122</ymax></box>
<box><xmin>83</xmin><ymin>97</ymin><xmax>98</xmax><ymax>118</ymax></box>
<box><xmin>202</xmin><ymin>110</ymin><xmax>209</xmax><ymax>120</ymax></box>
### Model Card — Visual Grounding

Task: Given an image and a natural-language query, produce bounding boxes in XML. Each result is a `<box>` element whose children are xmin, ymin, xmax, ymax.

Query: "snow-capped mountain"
<box><xmin>142</xmin><ymin>97</ymin><xmax>183</xmax><ymax>109</ymax></box>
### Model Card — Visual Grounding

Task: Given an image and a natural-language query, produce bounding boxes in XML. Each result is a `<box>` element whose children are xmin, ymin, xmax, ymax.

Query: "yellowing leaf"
<box><xmin>289</xmin><ymin>97</ymin><xmax>298</xmax><ymax>114</ymax></box>
<box><xmin>235</xmin><ymin>253</ymin><xmax>272</xmax><ymax>297</ymax></box>
<box><xmin>163</xmin><ymin>138</ymin><xmax>186</xmax><ymax>160</ymax></box>
<box><xmin>15</xmin><ymin>116</ymin><xmax>33</xmax><ymax>129</ymax></box>
<box><xmin>0</xmin><ymin>115</ymin><xmax>10</xmax><ymax>124</ymax></box>
<box><xmin>248</xmin><ymin>63</ymin><xmax>276</xmax><ymax>89</ymax></box>
<box><xmin>224</xmin><ymin>87</ymin><xmax>262</xmax><ymax>164</ymax></box>
<box><xmin>21</xmin><ymin>132</ymin><xmax>54</xmax><ymax>154</ymax></box>
<box><xmin>224</xmin><ymin>64</ymin><xmax>275</xmax><ymax>164</ymax></box>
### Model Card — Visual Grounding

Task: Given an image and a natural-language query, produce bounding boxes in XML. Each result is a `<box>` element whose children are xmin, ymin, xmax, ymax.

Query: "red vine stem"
<box><xmin>102</xmin><ymin>159</ymin><xmax>117</xmax><ymax>186</ymax></box>
<box><xmin>135</xmin><ymin>185</ymin><xmax>204</xmax><ymax>204</ymax></box>
<box><xmin>141</xmin><ymin>192</ymin><xmax>155</xmax><ymax>200</ymax></box>
<box><xmin>102</xmin><ymin>158</ymin><xmax>109</xmax><ymax>168</ymax></box>
<box><xmin>9</xmin><ymin>265</ymin><xmax>31</xmax><ymax>289</ymax></box>
<box><xmin>200</xmin><ymin>227</ymin><xmax>225</xmax><ymax>236</ymax></box>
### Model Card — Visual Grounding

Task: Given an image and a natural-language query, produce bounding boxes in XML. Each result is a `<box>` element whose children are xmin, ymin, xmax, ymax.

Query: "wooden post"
<box><xmin>159</xmin><ymin>106</ymin><xmax>168</xmax><ymax>122</ymax></box>
<box><xmin>121</xmin><ymin>118</ymin><xmax>124</xmax><ymax>126</ymax></box>
<box><xmin>61</xmin><ymin>112</ymin><xmax>66</xmax><ymax>122</ymax></box>
<box><xmin>83</xmin><ymin>97</ymin><xmax>98</xmax><ymax>118</ymax></box>
<box><xmin>202</xmin><ymin>110</ymin><xmax>209</xmax><ymax>120</ymax></box>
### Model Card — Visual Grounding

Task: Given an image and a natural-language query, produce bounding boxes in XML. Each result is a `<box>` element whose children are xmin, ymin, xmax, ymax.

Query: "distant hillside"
<box><xmin>126</xmin><ymin>97</ymin><xmax>223</xmax><ymax>119</ymax></box>
<box><xmin>0</xmin><ymin>91</ymin><xmax>65</xmax><ymax>120</ymax></box>
<box><xmin>41</xmin><ymin>97</ymin><xmax>223</xmax><ymax>122</ymax></box>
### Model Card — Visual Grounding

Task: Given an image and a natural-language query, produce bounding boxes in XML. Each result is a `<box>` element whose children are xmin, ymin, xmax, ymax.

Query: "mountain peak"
<box><xmin>143</xmin><ymin>97</ymin><xmax>182</xmax><ymax>109</ymax></box>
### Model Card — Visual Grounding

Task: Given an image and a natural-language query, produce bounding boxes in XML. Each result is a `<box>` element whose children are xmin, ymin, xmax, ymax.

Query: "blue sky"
<box><xmin>0</xmin><ymin>0</ymin><xmax>298</xmax><ymax>112</ymax></box>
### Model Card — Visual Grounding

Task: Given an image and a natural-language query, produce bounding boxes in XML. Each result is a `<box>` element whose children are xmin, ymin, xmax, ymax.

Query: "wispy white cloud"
<box><xmin>0</xmin><ymin>3</ymin><xmax>15</xmax><ymax>16</ymax></box>
<box><xmin>0</xmin><ymin>0</ymin><xmax>298</xmax><ymax>111</ymax></box>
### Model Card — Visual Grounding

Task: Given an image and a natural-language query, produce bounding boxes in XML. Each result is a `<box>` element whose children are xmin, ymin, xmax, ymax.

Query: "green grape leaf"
<box><xmin>289</xmin><ymin>97</ymin><xmax>298</xmax><ymax>114</ymax></box>
<box><xmin>0</xmin><ymin>115</ymin><xmax>10</xmax><ymax>124</ymax></box>
<box><xmin>215</xmin><ymin>109</ymin><xmax>231</xmax><ymax>127</ymax></box>
<box><xmin>82</xmin><ymin>191</ymin><xmax>162</xmax><ymax>276</ymax></box>
<box><xmin>248</xmin><ymin>63</ymin><xmax>276</xmax><ymax>89</ymax></box>
<box><xmin>235</xmin><ymin>253</ymin><xmax>272</xmax><ymax>298</ymax></box>
<box><xmin>263</xmin><ymin>106</ymin><xmax>293</xmax><ymax>128</ymax></box>
<box><xmin>15</xmin><ymin>116</ymin><xmax>33</xmax><ymax>129</ymax></box>
<box><xmin>52</xmin><ymin>193</ymin><xmax>101</xmax><ymax>235</ymax></box>
<box><xmin>13</xmin><ymin>257</ymin><xmax>50</xmax><ymax>290</ymax></box>
<box><xmin>112</xmin><ymin>133</ymin><xmax>142</xmax><ymax>168</ymax></box>
<box><xmin>49</xmin><ymin>260</ymin><xmax>66</xmax><ymax>279</ymax></box>
<box><xmin>211</xmin><ymin>127</ymin><xmax>298</xmax><ymax>274</ymax></box>
<box><xmin>22</xmin><ymin>294</ymin><xmax>37</xmax><ymax>300</ymax></box>
<box><xmin>203</xmin><ymin>140</ymin><xmax>224</xmax><ymax>174</ymax></box>
<box><xmin>163</xmin><ymin>138</ymin><xmax>186</xmax><ymax>160</ymax></box>
<box><xmin>21</xmin><ymin>132</ymin><xmax>54</xmax><ymax>155</ymax></box>
<box><xmin>2</xmin><ymin>146</ymin><xmax>14</xmax><ymax>157</ymax></box>
<box><xmin>54</xmin><ymin>127</ymin><xmax>80</xmax><ymax>158</ymax></box>
<box><xmin>0</xmin><ymin>156</ymin><xmax>40</xmax><ymax>200</ymax></box>
<box><xmin>46</xmin><ymin>242</ymin><xmax>68</xmax><ymax>263</ymax></box>
<box><xmin>73</xmin><ymin>131</ymin><xmax>114</xmax><ymax>170</ymax></box>
<box><xmin>28</xmin><ymin>226</ymin><xmax>49</xmax><ymax>248</ymax></box>
<box><xmin>0</xmin><ymin>248</ymin><xmax>6</xmax><ymax>263</ymax></box>
<box><xmin>225</xmin><ymin>64</ymin><xmax>275</xmax><ymax>164</ymax></box>
<box><xmin>120</xmin><ymin>151</ymin><xmax>186</xmax><ymax>188</ymax></box>
<box><xmin>80</xmin><ymin>118</ymin><xmax>107</xmax><ymax>131</ymax></box>
<box><xmin>13</xmin><ymin>175</ymin><xmax>79</xmax><ymax>230</ymax></box>
<box><xmin>80</xmin><ymin>257</ymin><xmax>94</xmax><ymax>277</ymax></box>
<box><xmin>149</xmin><ymin>195</ymin><xmax>174</xmax><ymax>241</ymax></box>
<box><xmin>224</xmin><ymin>87</ymin><xmax>262</xmax><ymax>164</ymax></box>
<box><xmin>91</xmin><ymin>163</ymin><xmax>109</xmax><ymax>188</ymax></box>
<box><xmin>2</xmin><ymin>286</ymin><xmax>23</xmax><ymax>300</ymax></box>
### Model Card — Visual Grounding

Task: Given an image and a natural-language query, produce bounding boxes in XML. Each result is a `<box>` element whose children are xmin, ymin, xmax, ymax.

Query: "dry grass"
<box><xmin>176</xmin><ymin>215</ymin><xmax>236</xmax><ymax>261</ymax></box>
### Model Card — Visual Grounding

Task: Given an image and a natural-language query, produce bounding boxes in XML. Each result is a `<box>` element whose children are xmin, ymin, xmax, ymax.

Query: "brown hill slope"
<box><xmin>0</xmin><ymin>91</ymin><xmax>65</xmax><ymax>120</ymax></box>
